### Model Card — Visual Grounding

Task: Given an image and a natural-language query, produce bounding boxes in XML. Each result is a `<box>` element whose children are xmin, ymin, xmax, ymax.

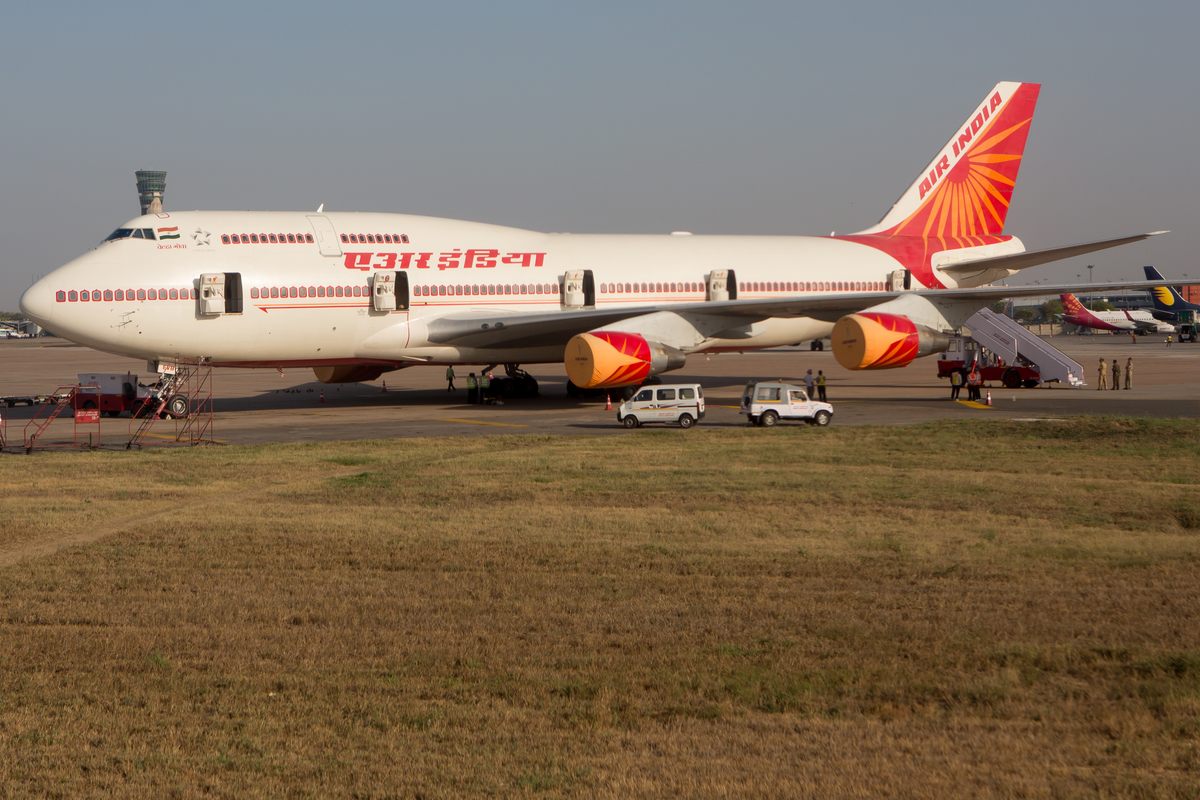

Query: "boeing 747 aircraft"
<box><xmin>21</xmin><ymin>82</ymin><xmax>1165</xmax><ymax>393</ymax></box>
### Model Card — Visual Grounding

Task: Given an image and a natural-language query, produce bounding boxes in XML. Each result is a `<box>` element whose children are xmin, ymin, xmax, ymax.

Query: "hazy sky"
<box><xmin>2</xmin><ymin>0</ymin><xmax>1197</xmax><ymax>308</ymax></box>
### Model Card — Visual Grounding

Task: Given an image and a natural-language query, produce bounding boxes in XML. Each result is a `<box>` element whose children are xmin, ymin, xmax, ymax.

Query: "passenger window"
<box><xmin>790</xmin><ymin>391</ymin><xmax>805</xmax><ymax>402</ymax></box>
<box><xmin>635</xmin><ymin>389</ymin><xmax>653</xmax><ymax>402</ymax></box>
<box><xmin>657</xmin><ymin>389</ymin><xmax>676</xmax><ymax>401</ymax></box>
<box><xmin>679</xmin><ymin>388</ymin><xmax>694</xmax><ymax>400</ymax></box>
<box><xmin>756</xmin><ymin>387</ymin><xmax>781</xmax><ymax>401</ymax></box>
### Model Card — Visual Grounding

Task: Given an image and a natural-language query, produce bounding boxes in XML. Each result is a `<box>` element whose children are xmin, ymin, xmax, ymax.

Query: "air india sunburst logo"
<box><xmin>891</xmin><ymin>114</ymin><xmax>1032</xmax><ymax>242</ymax></box>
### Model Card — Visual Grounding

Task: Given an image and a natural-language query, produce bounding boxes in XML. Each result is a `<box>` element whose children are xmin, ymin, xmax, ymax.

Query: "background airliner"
<box><xmin>21</xmin><ymin>82</ymin><xmax>1164</xmax><ymax>392</ymax></box>
<box><xmin>1143</xmin><ymin>266</ymin><xmax>1200</xmax><ymax>319</ymax></box>
<box><xmin>1059</xmin><ymin>292</ymin><xmax>1175</xmax><ymax>335</ymax></box>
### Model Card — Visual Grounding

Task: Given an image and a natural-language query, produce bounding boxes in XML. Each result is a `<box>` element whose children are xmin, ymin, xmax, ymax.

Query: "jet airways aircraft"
<box><xmin>21</xmin><ymin>81</ymin><xmax>1166</xmax><ymax>392</ymax></box>
<box><xmin>1059</xmin><ymin>293</ymin><xmax>1175</xmax><ymax>335</ymax></box>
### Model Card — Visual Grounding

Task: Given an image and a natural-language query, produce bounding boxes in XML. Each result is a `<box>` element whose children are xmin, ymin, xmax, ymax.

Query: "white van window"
<box><xmin>657</xmin><ymin>388</ymin><xmax>677</xmax><ymax>401</ymax></box>
<box><xmin>679</xmin><ymin>387</ymin><xmax>695</xmax><ymax>400</ymax></box>
<box><xmin>756</xmin><ymin>386</ymin><xmax>781</xmax><ymax>401</ymax></box>
<box><xmin>635</xmin><ymin>389</ymin><xmax>654</xmax><ymax>402</ymax></box>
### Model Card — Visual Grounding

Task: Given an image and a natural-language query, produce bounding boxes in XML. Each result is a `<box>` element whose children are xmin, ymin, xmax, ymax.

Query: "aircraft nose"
<box><xmin>20</xmin><ymin>275</ymin><xmax>60</xmax><ymax>331</ymax></box>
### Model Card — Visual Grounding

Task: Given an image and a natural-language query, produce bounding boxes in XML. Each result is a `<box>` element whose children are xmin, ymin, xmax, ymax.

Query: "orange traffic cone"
<box><xmin>605</xmin><ymin>393</ymin><xmax>612</xmax><ymax>411</ymax></box>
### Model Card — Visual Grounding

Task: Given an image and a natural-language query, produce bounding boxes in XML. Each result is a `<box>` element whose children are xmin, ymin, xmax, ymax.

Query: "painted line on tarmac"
<box><xmin>444</xmin><ymin>417</ymin><xmax>528</xmax><ymax>428</ymax></box>
<box><xmin>955</xmin><ymin>399</ymin><xmax>992</xmax><ymax>410</ymax></box>
<box><xmin>137</xmin><ymin>431</ymin><xmax>230</xmax><ymax>444</ymax></box>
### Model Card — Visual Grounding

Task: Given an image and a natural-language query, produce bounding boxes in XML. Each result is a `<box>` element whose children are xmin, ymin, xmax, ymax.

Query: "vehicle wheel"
<box><xmin>1002</xmin><ymin>368</ymin><xmax>1022</xmax><ymax>389</ymax></box>
<box><xmin>678</xmin><ymin>413</ymin><xmax>694</xmax><ymax>429</ymax></box>
<box><xmin>813</xmin><ymin>410</ymin><xmax>832</xmax><ymax>427</ymax></box>
<box><xmin>1022</xmin><ymin>379</ymin><xmax>1039</xmax><ymax>389</ymax></box>
<box><xmin>761</xmin><ymin>410</ymin><xmax>779</xmax><ymax>428</ymax></box>
<box><xmin>622</xmin><ymin>415</ymin><xmax>639</xmax><ymax>429</ymax></box>
<box><xmin>166</xmin><ymin>396</ymin><xmax>189</xmax><ymax>419</ymax></box>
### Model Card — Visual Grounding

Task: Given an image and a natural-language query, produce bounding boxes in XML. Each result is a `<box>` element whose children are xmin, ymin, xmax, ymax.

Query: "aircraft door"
<box><xmin>307</xmin><ymin>215</ymin><xmax>343</xmax><ymax>257</ymax></box>
<box><xmin>707</xmin><ymin>269</ymin><xmax>738</xmax><ymax>301</ymax></box>
<box><xmin>561</xmin><ymin>269</ymin><xmax>595</xmax><ymax>309</ymax></box>
<box><xmin>888</xmin><ymin>269</ymin><xmax>911</xmax><ymax>291</ymax></box>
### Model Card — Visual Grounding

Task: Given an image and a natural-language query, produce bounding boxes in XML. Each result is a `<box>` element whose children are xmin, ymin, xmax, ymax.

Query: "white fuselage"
<box><xmin>21</xmin><ymin>210</ymin><xmax>997</xmax><ymax>369</ymax></box>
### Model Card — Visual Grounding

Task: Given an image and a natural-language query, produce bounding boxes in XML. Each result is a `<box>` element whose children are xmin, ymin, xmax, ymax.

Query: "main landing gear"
<box><xmin>481</xmin><ymin>364</ymin><xmax>540</xmax><ymax>399</ymax></box>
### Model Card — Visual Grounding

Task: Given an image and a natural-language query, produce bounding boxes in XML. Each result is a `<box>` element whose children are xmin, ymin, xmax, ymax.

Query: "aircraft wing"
<box><xmin>425</xmin><ymin>279</ymin><xmax>1172</xmax><ymax>348</ymax></box>
<box><xmin>938</xmin><ymin>231</ymin><xmax>1167</xmax><ymax>280</ymax></box>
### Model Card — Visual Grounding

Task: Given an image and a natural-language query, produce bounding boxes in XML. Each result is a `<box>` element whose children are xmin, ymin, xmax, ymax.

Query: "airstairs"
<box><xmin>964</xmin><ymin>309</ymin><xmax>1086</xmax><ymax>387</ymax></box>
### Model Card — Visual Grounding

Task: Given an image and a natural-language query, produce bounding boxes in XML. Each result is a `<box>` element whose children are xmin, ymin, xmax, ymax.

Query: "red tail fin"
<box><xmin>859</xmin><ymin>82</ymin><xmax>1040</xmax><ymax>238</ymax></box>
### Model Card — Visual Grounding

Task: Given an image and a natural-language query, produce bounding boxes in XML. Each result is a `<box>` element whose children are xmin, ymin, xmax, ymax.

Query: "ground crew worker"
<box><xmin>1166</xmin><ymin>334</ymin><xmax>1173</xmax><ymax>348</ymax></box>
<box><xmin>479</xmin><ymin>371</ymin><xmax>491</xmax><ymax>404</ymax></box>
<box><xmin>467</xmin><ymin>372</ymin><xmax>478</xmax><ymax>403</ymax></box>
<box><xmin>804</xmin><ymin>369</ymin><xmax>815</xmax><ymax>396</ymax></box>
<box><xmin>967</xmin><ymin>364</ymin><xmax>981</xmax><ymax>401</ymax></box>
<box><xmin>1097</xmin><ymin>358</ymin><xmax>1108</xmax><ymax>390</ymax></box>
<box><xmin>816</xmin><ymin>370</ymin><xmax>827</xmax><ymax>401</ymax></box>
<box><xmin>446</xmin><ymin>365</ymin><xmax>456</xmax><ymax>391</ymax></box>
<box><xmin>1111</xmin><ymin>358</ymin><xmax>1120</xmax><ymax>390</ymax></box>
<box><xmin>1124</xmin><ymin>357</ymin><xmax>1133</xmax><ymax>390</ymax></box>
<box><xmin>1130</xmin><ymin>331</ymin><xmax>1137</xmax><ymax>345</ymax></box>
<box><xmin>949</xmin><ymin>369</ymin><xmax>963</xmax><ymax>400</ymax></box>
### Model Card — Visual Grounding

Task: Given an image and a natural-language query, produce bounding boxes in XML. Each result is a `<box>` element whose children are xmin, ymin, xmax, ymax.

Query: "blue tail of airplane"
<box><xmin>1143</xmin><ymin>266</ymin><xmax>1200</xmax><ymax>316</ymax></box>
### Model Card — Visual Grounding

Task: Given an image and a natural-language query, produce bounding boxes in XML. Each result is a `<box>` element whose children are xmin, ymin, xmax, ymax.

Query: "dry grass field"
<box><xmin>1</xmin><ymin>419</ymin><xmax>1198</xmax><ymax>798</ymax></box>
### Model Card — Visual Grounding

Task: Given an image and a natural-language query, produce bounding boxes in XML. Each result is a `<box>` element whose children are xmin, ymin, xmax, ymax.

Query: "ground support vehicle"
<box><xmin>1179</xmin><ymin>310</ymin><xmax>1198</xmax><ymax>343</ymax></box>
<box><xmin>617</xmin><ymin>384</ymin><xmax>705</xmax><ymax>428</ymax></box>
<box><xmin>740</xmin><ymin>381</ymin><xmax>833</xmax><ymax>427</ymax></box>
<box><xmin>72</xmin><ymin>373</ymin><xmax>188</xmax><ymax>419</ymax></box>
<box><xmin>936</xmin><ymin>356</ymin><xmax>1042</xmax><ymax>389</ymax></box>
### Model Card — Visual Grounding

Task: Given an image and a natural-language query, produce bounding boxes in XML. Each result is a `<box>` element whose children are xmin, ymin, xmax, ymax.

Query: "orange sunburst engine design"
<box><xmin>832</xmin><ymin>313</ymin><xmax>923</xmax><ymax>370</ymax></box>
<box><xmin>565</xmin><ymin>331</ymin><xmax>653</xmax><ymax>388</ymax></box>
<box><xmin>564</xmin><ymin>331</ymin><xmax>686</xmax><ymax>388</ymax></box>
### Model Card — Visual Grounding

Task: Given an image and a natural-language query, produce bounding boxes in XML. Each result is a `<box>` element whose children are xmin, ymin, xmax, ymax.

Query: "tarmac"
<box><xmin>1</xmin><ymin>335</ymin><xmax>1197</xmax><ymax>448</ymax></box>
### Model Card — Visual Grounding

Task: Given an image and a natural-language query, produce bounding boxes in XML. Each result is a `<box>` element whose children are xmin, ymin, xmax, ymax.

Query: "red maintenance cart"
<box><xmin>936</xmin><ymin>338</ymin><xmax>1042</xmax><ymax>388</ymax></box>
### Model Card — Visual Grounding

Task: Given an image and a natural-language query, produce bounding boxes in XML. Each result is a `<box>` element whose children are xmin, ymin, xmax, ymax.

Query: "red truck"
<box><xmin>936</xmin><ymin>358</ymin><xmax>1042</xmax><ymax>388</ymax></box>
<box><xmin>72</xmin><ymin>373</ymin><xmax>188</xmax><ymax>418</ymax></box>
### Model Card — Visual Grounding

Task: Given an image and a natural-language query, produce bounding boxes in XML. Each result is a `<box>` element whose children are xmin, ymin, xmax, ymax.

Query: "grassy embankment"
<box><xmin>1</xmin><ymin>419</ymin><xmax>1198</xmax><ymax>798</ymax></box>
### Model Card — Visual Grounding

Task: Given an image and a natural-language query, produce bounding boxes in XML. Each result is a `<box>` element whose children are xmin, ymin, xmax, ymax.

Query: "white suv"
<box><xmin>617</xmin><ymin>384</ymin><xmax>705</xmax><ymax>428</ymax></box>
<box><xmin>741</xmin><ymin>381</ymin><xmax>833</xmax><ymax>427</ymax></box>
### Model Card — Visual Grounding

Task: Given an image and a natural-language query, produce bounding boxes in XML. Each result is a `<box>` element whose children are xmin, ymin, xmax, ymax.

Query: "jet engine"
<box><xmin>313</xmin><ymin>365</ymin><xmax>388</xmax><ymax>384</ymax></box>
<box><xmin>564</xmin><ymin>331</ymin><xmax>686</xmax><ymax>389</ymax></box>
<box><xmin>831</xmin><ymin>312</ymin><xmax>951</xmax><ymax>370</ymax></box>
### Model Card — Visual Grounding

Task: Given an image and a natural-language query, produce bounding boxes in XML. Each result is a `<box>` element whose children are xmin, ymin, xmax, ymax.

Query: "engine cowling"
<box><xmin>313</xmin><ymin>365</ymin><xmax>388</xmax><ymax>384</ymax></box>
<box><xmin>832</xmin><ymin>312</ymin><xmax>950</xmax><ymax>370</ymax></box>
<box><xmin>564</xmin><ymin>331</ymin><xmax>686</xmax><ymax>389</ymax></box>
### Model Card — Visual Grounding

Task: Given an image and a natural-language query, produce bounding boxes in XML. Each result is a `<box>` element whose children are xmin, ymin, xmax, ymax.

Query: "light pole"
<box><xmin>1087</xmin><ymin>264</ymin><xmax>1094</xmax><ymax>283</ymax></box>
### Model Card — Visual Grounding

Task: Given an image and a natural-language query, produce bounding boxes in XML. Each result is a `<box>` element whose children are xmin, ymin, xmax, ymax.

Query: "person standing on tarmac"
<box><xmin>1125</xmin><ymin>357</ymin><xmax>1133</xmax><ymax>389</ymax></box>
<box><xmin>967</xmin><ymin>363</ymin><xmax>982</xmax><ymax>401</ymax></box>
<box><xmin>1097</xmin><ymin>357</ymin><xmax>1108</xmax><ymax>390</ymax></box>
<box><xmin>466</xmin><ymin>372</ymin><xmax>478</xmax><ymax>404</ymax></box>
<box><xmin>804</xmin><ymin>369</ymin><xmax>815</xmax><ymax>397</ymax></box>
<box><xmin>479</xmin><ymin>371</ymin><xmax>491</xmax><ymax>404</ymax></box>
<box><xmin>949</xmin><ymin>368</ymin><xmax>963</xmax><ymax>400</ymax></box>
<box><xmin>1111</xmin><ymin>358</ymin><xmax>1120</xmax><ymax>391</ymax></box>
<box><xmin>816</xmin><ymin>370</ymin><xmax>827</xmax><ymax>401</ymax></box>
<box><xmin>445</xmin><ymin>365</ymin><xmax>456</xmax><ymax>392</ymax></box>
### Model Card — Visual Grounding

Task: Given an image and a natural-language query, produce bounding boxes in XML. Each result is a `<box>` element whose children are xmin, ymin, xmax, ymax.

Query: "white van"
<box><xmin>741</xmin><ymin>381</ymin><xmax>833</xmax><ymax>427</ymax></box>
<box><xmin>617</xmin><ymin>384</ymin><xmax>705</xmax><ymax>428</ymax></box>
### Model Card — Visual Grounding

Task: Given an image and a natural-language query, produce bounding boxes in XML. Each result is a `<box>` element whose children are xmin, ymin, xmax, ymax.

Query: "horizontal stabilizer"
<box><xmin>939</xmin><ymin>231</ymin><xmax>1168</xmax><ymax>279</ymax></box>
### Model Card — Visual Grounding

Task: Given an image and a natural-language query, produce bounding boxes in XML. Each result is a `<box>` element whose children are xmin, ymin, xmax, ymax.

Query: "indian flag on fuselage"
<box><xmin>157</xmin><ymin>226</ymin><xmax>181</xmax><ymax>240</ymax></box>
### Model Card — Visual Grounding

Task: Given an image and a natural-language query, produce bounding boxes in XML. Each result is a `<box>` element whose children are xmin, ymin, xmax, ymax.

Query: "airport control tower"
<box><xmin>135</xmin><ymin>170</ymin><xmax>167</xmax><ymax>215</ymax></box>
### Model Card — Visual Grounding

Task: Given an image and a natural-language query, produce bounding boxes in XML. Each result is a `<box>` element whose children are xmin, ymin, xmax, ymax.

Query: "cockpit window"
<box><xmin>103</xmin><ymin>228</ymin><xmax>157</xmax><ymax>242</ymax></box>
